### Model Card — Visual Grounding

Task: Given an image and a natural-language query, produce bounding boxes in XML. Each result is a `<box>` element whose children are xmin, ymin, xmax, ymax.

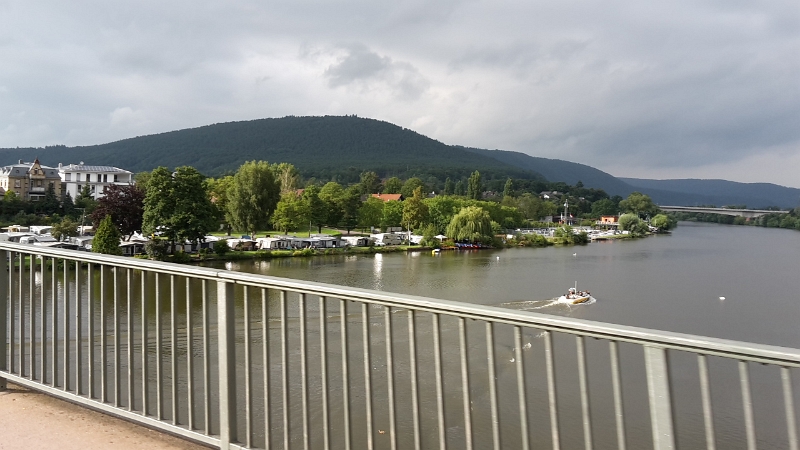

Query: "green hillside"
<box><xmin>463</xmin><ymin>147</ymin><xmax>636</xmax><ymax>197</ymax></box>
<box><xmin>0</xmin><ymin>116</ymin><xmax>544</xmax><ymax>184</ymax></box>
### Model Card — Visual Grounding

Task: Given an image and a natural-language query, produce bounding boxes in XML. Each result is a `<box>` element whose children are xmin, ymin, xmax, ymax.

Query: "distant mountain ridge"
<box><xmin>619</xmin><ymin>178</ymin><xmax>800</xmax><ymax>209</ymax></box>
<box><xmin>0</xmin><ymin>115</ymin><xmax>796</xmax><ymax>208</ymax></box>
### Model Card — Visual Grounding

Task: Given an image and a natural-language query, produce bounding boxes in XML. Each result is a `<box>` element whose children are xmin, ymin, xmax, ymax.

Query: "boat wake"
<box><xmin>500</xmin><ymin>296</ymin><xmax>595</xmax><ymax>311</ymax></box>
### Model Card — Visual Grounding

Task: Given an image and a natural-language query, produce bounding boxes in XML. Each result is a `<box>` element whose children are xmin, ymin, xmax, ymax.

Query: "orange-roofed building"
<box><xmin>371</xmin><ymin>193</ymin><xmax>404</xmax><ymax>202</ymax></box>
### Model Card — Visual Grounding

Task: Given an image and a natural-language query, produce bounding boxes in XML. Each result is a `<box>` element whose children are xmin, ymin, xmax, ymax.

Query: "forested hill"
<box><xmin>463</xmin><ymin>147</ymin><xmax>636</xmax><ymax>197</ymax></box>
<box><xmin>0</xmin><ymin>116</ymin><xmax>544</xmax><ymax>183</ymax></box>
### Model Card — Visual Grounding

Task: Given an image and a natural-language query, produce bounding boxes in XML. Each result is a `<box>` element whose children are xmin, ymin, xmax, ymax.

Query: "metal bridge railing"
<box><xmin>1</xmin><ymin>241</ymin><xmax>799</xmax><ymax>449</ymax></box>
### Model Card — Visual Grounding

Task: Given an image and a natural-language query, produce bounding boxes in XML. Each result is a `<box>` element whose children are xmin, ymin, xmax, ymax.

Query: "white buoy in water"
<box><xmin>572</xmin><ymin>253</ymin><xmax>577</xmax><ymax>257</ymax></box>
<box><xmin>719</xmin><ymin>296</ymin><xmax>726</xmax><ymax>300</ymax></box>
<box><xmin>496</xmin><ymin>256</ymin><xmax>500</xmax><ymax>260</ymax></box>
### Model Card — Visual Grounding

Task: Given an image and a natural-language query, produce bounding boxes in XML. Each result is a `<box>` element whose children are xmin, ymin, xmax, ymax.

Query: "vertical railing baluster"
<box><xmin>8</xmin><ymin>252</ymin><xmax>15</xmax><ymax>379</ymax></box>
<box><xmin>217</xmin><ymin>280</ymin><xmax>236</xmax><ymax>450</ymax></box>
<box><xmin>87</xmin><ymin>263</ymin><xmax>94</xmax><ymax>398</ymax></box>
<box><xmin>515</xmin><ymin>326</ymin><xmax>529</xmax><ymax>450</ymax></box>
<box><xmin>644</xmin><ymin>346</ymin><xmax>675</xmax><ymax>450</ymax></box>
<box><xmin>217</xmin><ymin>280</ymin><xmax>237</xmax><ymax>450</ymax></box>
<box><xmin>244</xmin><ymin>287</ymin><xmax>253</xmax><ymax>448</ymax></box>
<box><xmin>432</xmin><ymin>313</ymin><xmax>445</xmax><ymax>450</ymax></box>
<box><xmin>385</xmin><ymin>306</ymin><xmax>397</xmax><ymax>450</ymax></box>
<box><xmin>28</xmin><ymin>254</ymin><xmax>34</xmax><ymax>381</ymax></box>
<box><xmin>341</xmin><ymin>299</ymin><xmax>351</xmax><ymax>450</ymax></box>
<box><xmin>127</xmin><ymin>269</ymin><xmax>133</xmax><ymax>412</ymax></box>
<box><xmin>29</xmin><ymin>253</ymin><xmax>35</xmax><ymax>380</ymax></box>
<box><xmin>739</xmin><ymin>361</ymin><xmax>756</xmax><ymax>450</ymax></box>
<box><xmin>485</xmin><ymin>322</ymin><xmax>500</xmax><ymax>450</ymax></box>
<box><xmin>362</xmin><ymin>303</ymin><xmax>374</xmax><ymax>450</ymax></box>
<box><xmin>170</xmin><ymin>275</ymin><xmax>178</xmax><ymax>425</ymax></box>
<box><xmin>100</xmin><ymin>265</ymin><xmax>107</xmax><ymax>403</ymax></box>
<box><xmin>50</xmin><ymin>257</ymin><xmax>57</xmax><ymax>387</ymax></box>
<box><xmin>459</xmin><ymin>317</ymin><xmax>472</xmax><ymax>450</ymax></box>
<box><xmin>40</xmin><ymin>256</ymin><xmax>45</xmax><ymax>382</ymax></box>
<box><xmin>18</xmin><ymin>253</ymin><xmax>23</xmax><ymax>376</ymax></box>
<box><xmin>0</xmin><ymin>249</ymin><xmax>7</xmax><ymax>392</ymax></box>
<box><xmin>609</xmin><ymin>341</ymin><xmax>627</xmax><ymax>450</ymax></box>
<box><xmin>186</xmin><ymin>278</ymin><xmax>194</xmax><ymax>430</ymax></box>
<box><xmin>202</xmin><ymin>279</ymin><xmax>210</xmax><ymax>434</ymax></box>
<box><xmin>320</xmin><ymin>296</ymin><xmax>330</xmax><ymax>450</ymax></box>
<box><xmin>62</xmin><ymin>258</ymin><xmax>68</xmax><ymax>391</ymax></box>
<box><xmin>113</xmin><ymin>267</ymin><xmax>120</xmax><ymax>407</ymax></box>
<box><xmin>75</xmin><ymin>260</ymin><xmax>81</xmax><ymax>395</ymax></box>
<box><xmin>697</xmin><ymin>354</ymin><xmax>715</xmax><ymax>450</ymax></box>
<box><xmin>300</xmin><ymin>293</ymin><xmax>309</xmax><ymax>450</ymax></box>
<box><xmin>262</xmin><ymin>289</ymin><xmax>271</xmax><ymax>450</ymax></box>
<box><xmin>408</xmin><ymin>310</ymin><xmax>421</xmax><ymax>450</ymax></box>
<box><xmin>141</xmin><ymin>271</ymin><xmax>148</xmax><ymax>416</ymax></box>
<box><xmin>782</xmin><ymin>367</ymin><xmax>798</xmax><ymax>450</ymax></box>
<box><xmin>544</xmin><ymin>330</ymin><xmax>560</xmax><ymax>450</ymax></box>
<box><xmin>576</xmin><ymin>336</ymin><xmax>593</xmax><ymax>450</ymax></box>
<box><xmin>156</xmin><ymin>273</ymin><xmax>162</xmax><ymax>420</ymax></box>
<box><xmin>281</xmin><ymin>290</ymin><xmax>290</xmax><ymax>450</ymax></box>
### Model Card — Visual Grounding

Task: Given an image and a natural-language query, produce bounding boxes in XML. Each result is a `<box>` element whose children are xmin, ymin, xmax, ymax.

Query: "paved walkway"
<box><xmin>0</xmin><ymin>383</ymin><xmax>208</xmax><ymax>450</ymax></box>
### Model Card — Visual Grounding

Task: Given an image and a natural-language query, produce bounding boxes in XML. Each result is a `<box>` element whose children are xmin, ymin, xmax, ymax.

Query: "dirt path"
<box><xmin>0</xmin><ymin>384</ymin><xmax>207</xmax><ymax>450</ymax></box>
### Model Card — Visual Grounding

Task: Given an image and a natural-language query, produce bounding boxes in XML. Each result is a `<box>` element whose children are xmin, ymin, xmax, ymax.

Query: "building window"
<box><xmin>114</xmin><ymin>174</ymin><xmax>119</xmax><ymax>182</ymax></box>
<box><xmin>14</xmin><ymin>180</ymin><xmax>20</xmax><ymax>188</ymax></box>
<box><xmin>103</xmin><ymin>174</ymin><xmax>108</xmax><ymax>183</ymax></box>
<box><xmin>76</xmin><ymin>173</ymin><xmax>81</xmax><ymax>181</ymax></box>
<box><xmin>65</xmin><ymin>173</ymin><xmax>71</xmax><ymax>181</ymax></box>
<box><xmin>37</xmin><ymin>180</ymin><xmax>42</xmax><ymax>187</ymax></box>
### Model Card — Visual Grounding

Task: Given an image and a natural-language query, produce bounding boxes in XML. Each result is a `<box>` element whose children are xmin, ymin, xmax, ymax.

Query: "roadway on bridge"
<box><xmin>0</xmin><ymin>383</ymin><xmax>204</xmax><ymax>450</ymax></box>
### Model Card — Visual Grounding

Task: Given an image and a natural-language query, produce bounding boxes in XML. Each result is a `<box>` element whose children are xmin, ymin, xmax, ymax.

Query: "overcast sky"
<box><xmin>1</xmin><ymin>1</ymin><xmax>798</xmax><ymax>187</ymax></box>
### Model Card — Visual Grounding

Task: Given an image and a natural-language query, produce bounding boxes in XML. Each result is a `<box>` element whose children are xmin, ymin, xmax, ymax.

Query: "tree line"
<box><xmin>0</xmin><ymin>160</ymin><xmax>675</xmax><ymax>255</ymax></box>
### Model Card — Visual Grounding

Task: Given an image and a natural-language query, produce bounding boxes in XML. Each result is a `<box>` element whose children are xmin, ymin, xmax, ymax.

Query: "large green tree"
<box><xmin>143</xmin><ymin>166</ymin><xmax>218</xmax><ymax>252</ymax></box>
<box><xmin>446</xmin><ymin>206</ymin><xmax>494</xmax><ymax>243</ymax></box>
<box><xmin>383</xmin><ymin>177</ymin><xmax>403</xmax><ymax>194</ymax></box>
<box><xmin>402</xmin><ymin>186</ymin><xmax>429</xmax><ymax>231</ymax></box>
<box><xmin>381</xmin><ymin>200</ymin><xmax>404</xmax><ymax>230</ymax></box>
<box><xmin>358</xmin><ymin>197</ymin><xmax>384</xmax><ymax>233</ymax></box>
<box><xmin>339</xmin><ymin>186</ymin><xmax>362</xmax><ymax>233</ymax></box>
<box><xmin>467</xmin><ymin>171</ymin><xmax>483</xmax><ymax>200</ymax></box>
<box><xmin>90</xmin><ymin>184</ymin><xmax>145</xmax><ymax>240</ymax></box>
<box><xmin>319</xmin><ymin>182</ymin><xmax>345</xmax><ymax>228</ymax></box>
<box><xmin>51</xmin><ymin>217</ymin><xmax>80</xmax><ymax>242</ymax></box>
<box><xmin>302</xmin><ymin>184</ymin><xmax>327</xmax><ymax>233</ymax></box>
<box><xmin>272</xmin><ymin>192</ymin><xmax>311</xmax><ymax>233</ymax></box>
<box><xmin>226</xmin><ymin>161</ymin><xmax>281</xmax><ymax>237</ymax></box>
<box><xmin>619</xmin><ymin>192</ymin><xmax>660</xmax><ymax>218</ymax></box>
<box><xmin>93</xmin><ymin>215</ymin><xmax>122</xmax><ymax>255</ymax></box>
<box><xmin>400</xmin><ymin>177</ymin><xmax>425</xmax><ymax>199</ymax></box>
<box><xmin>359</xmin><ymin>171</ymin><xmax>381</xmax><ymax>195</ymax></box>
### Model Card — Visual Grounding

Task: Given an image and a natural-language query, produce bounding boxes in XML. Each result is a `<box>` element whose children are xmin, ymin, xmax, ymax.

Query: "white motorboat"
<box><xmin>558</xmin><ymin>282</ymin><xmax>593</xmax><ymax>304</ymax></box>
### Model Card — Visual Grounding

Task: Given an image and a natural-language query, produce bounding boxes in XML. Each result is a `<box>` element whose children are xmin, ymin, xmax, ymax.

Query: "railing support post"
<box><xmin>0</xmin><ymin>249</ymin><xmax>7</xmax><ymax>391</ymax></box>
<box><xmin>644</xmin><ymin>346</ymin><xmax>675</xmax><ymax>450</ymax></box>
<box><xmin>218</xmin><ymin>280</ymin><xmax>237</xmax><ymax>449</ymax></box>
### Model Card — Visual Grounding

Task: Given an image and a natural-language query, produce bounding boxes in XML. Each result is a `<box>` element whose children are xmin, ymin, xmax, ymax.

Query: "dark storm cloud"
<box><xmin>324</xmin><ymin>45</ymin><xmax>430</xmax><ymax>100</ymax></box>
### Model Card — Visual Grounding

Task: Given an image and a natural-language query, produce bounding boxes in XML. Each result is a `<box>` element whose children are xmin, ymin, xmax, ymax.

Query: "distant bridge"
<box><xmin>659</xmin><ymin>205</ymin><xmax>789</xmax><ymax>218</ymax></box>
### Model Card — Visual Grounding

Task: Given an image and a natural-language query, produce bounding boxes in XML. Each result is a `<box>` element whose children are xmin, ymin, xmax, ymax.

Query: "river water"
<box><xmin>216</xmin><ymin>222</ymin><xmax>800</xmax><ymax>348</ymax></box>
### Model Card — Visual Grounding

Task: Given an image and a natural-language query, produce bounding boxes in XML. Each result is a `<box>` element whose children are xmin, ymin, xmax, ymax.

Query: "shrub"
<box><xmin>214</xmin><ymin>239</ymin><xmax>230</xmax><ymax>256</ymax></box>
<box><xmin>145</xmin><ymin>239</ymin><xmax>169</xmax><ymax>261</ymax></box>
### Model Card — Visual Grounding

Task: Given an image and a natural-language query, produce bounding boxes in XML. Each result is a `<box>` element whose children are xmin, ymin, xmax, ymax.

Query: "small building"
<box><xmin>0</xmin><ymin>159</ymin><xmax>63</xmax><ymax>202</ymax></box>
<box><xmin>598</xmin><ymin>216</ymin><xmax>620</xmax><ymax>228</ymax></box>
<box><xmin>370</xmin><ymin>193</ymin><xmax>404</xmax><ymax>202</ymax></box>
<box><xmin>58</xmin><ymin>162</ymin><xmax>134</xmax><ymax>200</ymax></box>
<box><xmin>30</xmin><ymin>225</ymin><xmax>54</xmax><ymax>235</ymax></box>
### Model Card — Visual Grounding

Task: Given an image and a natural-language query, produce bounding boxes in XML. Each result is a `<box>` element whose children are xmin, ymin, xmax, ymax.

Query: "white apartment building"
<box><xmin>58</xmin><ymin>162</ymin><xmax>134</xmax><ymax>200</ymax></box>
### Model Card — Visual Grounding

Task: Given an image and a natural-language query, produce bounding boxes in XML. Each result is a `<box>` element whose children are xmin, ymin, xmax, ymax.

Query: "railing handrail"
<box><xmin>2</xmin><ymin>240</ymin><xmax>798</xmax><ymax>367</ymax></box>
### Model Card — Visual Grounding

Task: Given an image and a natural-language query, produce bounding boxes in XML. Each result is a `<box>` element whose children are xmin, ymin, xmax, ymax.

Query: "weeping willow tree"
<box><xmin>446</xmin><ymin>206</ymin><xmax>494</xmax><ymax>243</ymax></box>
